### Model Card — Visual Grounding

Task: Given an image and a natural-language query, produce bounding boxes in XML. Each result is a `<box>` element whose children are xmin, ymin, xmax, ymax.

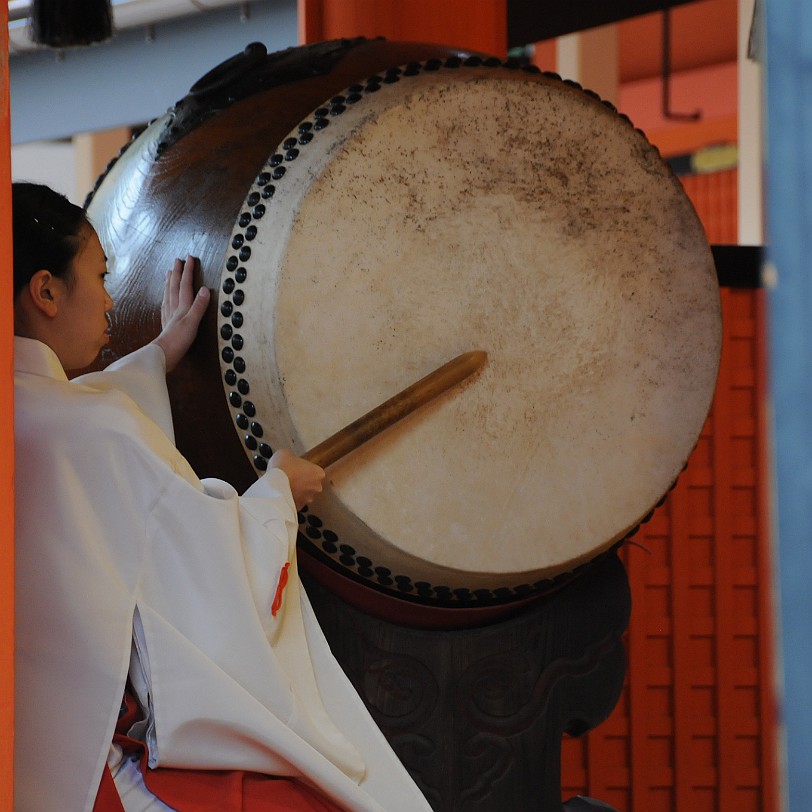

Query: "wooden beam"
<box><xmin>507</xmin><ymin>0</ymin><xmax>698</xmax><ymax>47</ymax></box>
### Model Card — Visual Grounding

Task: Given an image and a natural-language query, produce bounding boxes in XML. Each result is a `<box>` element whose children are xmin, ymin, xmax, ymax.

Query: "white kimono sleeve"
<box><xmin>74</xmin><ymin>344</ymin><xmax>176</xmax><ymax>442</ymax></box>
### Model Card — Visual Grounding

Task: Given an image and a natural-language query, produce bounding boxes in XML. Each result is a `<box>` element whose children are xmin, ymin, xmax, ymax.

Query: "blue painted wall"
<box><xmin>765</xmin><ymin>0</ymin><xmax>812</xmax><ymax>808</ymax></box>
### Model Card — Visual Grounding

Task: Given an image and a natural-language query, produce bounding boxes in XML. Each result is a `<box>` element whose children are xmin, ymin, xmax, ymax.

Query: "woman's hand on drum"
<box><xmin>153</xmin><ymin>255</ymin><xmax>210</xmax><ymax>372</ymax></box>
<box><xmin>269</xmin><ymin>449</ymin><xmax>325</xmax><ymax>510</ymax></box>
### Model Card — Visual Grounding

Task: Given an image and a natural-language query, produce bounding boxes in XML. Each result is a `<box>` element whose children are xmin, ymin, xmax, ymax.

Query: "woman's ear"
<box><xmin>26</xmin><ymin>270</ymin><xmax>61</xmax><ymax>318</ymax></box>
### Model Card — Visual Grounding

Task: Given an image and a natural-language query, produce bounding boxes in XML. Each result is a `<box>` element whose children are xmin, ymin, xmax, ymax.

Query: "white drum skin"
<box><xmin>218</xmin><ymin>61</ymin><xmax>721</xmax><ymax>602</ymax></box>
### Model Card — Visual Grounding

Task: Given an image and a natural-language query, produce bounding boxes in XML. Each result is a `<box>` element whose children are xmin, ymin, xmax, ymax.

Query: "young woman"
<box><xmin>12</xmin><ymin>183</ymin><xmax>431</xmax><ymax>812</ymax></box>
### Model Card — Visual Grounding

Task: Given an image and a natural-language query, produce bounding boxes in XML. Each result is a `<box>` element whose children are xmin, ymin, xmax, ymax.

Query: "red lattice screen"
<box><xmin>560</xmin><ymin>168</ymin><xmax>778</xmax><ymax>812</ymax></box>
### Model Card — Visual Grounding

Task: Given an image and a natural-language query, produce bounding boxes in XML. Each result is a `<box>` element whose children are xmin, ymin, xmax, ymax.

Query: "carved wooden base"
<box><xmin>303</xmin><ymin>550</ymin><xmax>630</xmax><ymax>811</ymax></box>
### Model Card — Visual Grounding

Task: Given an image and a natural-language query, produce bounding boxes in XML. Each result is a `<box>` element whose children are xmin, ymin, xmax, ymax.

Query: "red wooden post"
<box><xmin>298</xmin><ymin>0</ymin><xmax>507</xmax><ymax>56</ymax></box>
<box><xmin>0</xmin><ymin>4</ymin><xmax>15</xmax><ymax>809</ymax></box>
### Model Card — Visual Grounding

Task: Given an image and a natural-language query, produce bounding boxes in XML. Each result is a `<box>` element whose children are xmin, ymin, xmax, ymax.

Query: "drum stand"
<box><xmin>303</xmin><ymin>549</ymin><xmax>630</xmax><ymax>812</ymax></box>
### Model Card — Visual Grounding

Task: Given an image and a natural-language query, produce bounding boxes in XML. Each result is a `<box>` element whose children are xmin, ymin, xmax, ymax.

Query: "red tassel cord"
<box><xmin>271</xmin><ymin>563</ymin><xmax>291</xmax><ymax>618</ymax></box>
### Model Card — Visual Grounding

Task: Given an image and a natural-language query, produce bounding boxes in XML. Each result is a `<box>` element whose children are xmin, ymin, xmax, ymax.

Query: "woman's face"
<box><xmin>54</xmin><ymin>225</ymin><xmax>114</xmax><ymax>370</ymax></box>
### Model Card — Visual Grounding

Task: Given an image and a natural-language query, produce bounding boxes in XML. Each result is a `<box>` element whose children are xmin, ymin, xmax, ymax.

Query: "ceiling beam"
<box><xmin>507</xmin><ymin>0</ymin><xmax>699</xmax><ymax>47</ymax></box>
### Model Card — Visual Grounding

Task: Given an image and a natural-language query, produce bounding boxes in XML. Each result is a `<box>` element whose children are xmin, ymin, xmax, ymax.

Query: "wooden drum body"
<box><xmin>88</xmin><ymin>39</ymin><xmax>721</xmax><ymax>617</ymax></box>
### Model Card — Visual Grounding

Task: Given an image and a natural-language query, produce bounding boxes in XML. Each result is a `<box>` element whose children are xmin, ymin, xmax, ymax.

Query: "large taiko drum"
<box><xmin>88</xmin><ymin>39</ymin><xmax>721</xmax><ymax>617</ymax></box>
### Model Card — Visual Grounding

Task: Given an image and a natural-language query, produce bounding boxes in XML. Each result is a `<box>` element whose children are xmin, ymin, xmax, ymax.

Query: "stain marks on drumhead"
<box><xmin>216</xmin><ymin>55</ymin><xmax>644</xmax><ymax>607</ymax></box>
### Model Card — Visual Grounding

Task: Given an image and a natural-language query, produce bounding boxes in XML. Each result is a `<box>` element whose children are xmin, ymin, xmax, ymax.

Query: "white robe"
<box><xmin>13</xmin><ymin>337</ymin><xmax>431</xmax><ymax>812</ymax></box>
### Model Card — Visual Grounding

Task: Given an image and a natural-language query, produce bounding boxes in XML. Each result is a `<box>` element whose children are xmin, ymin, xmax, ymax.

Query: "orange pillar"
<box><xmin>298</xmin><ymin>0</ymin><xmax>507</xmax><ymax>57</ymax></box>
<box><xmin>0</xmin><ymin>5</ymin><xmax>14</xmax><ymax>810</ymax></box>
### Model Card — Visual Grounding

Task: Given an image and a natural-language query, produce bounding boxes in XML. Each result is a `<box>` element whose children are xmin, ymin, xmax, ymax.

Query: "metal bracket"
<box><xmin>662</xmin><ymin>4</ymin><xmax>702</xmax><ymax>122</ymax></box>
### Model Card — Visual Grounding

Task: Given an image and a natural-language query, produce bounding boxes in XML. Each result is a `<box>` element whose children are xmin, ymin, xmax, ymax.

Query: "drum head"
<box><xmin>217</xmin><ymin>61</ymin><xmax>720</xmax><ymax>602</ymax></box>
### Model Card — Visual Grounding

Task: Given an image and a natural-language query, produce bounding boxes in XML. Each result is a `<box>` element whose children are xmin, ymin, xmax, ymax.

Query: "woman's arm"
<box><xmin>152</xmin><ymin>255</ymin><xmax>325</xmax><ymax>507</ymax></box>
<box><xmin>268</xmin><ymin>449</ymin><xmax>325</xmax><ymax>510</ymax></box>
<box><xmin>152</xmin><ymin>255</ymin><xmax>210</xmax><ymax>372</ymax></box>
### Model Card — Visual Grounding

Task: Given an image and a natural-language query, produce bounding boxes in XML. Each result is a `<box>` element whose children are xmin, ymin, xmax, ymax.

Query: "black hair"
<box><xmin>12</xmin><ymin>182</ymin><xmax>91</xmax><ymax>300</ymax></box>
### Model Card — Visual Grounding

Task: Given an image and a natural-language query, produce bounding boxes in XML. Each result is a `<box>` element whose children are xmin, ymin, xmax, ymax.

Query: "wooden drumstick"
<box><xmin>303</xmin><ymin>350</ymin><xmax>487</xmax><ymax>469</ymax></box>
